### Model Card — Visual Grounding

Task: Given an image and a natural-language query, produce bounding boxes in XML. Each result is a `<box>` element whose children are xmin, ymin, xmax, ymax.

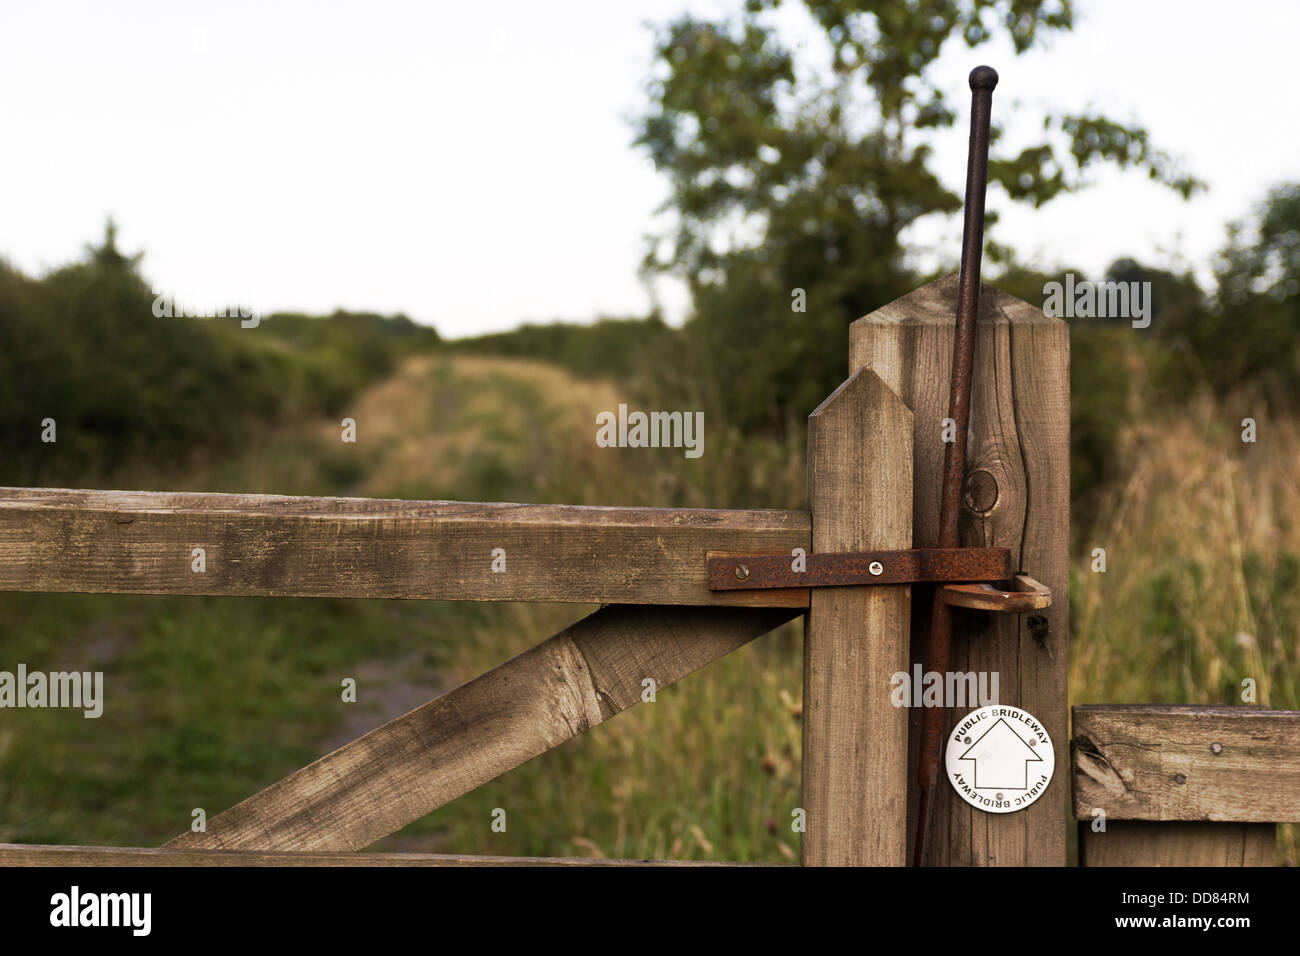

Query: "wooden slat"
<box><xmin>167</xmin><ymin>603</ymin><xmax>797</xmax><ymax>852</ymax></box>
<box><xmin>0</xmin><ymin>844</ymin><xmax>776</xmax><ymax>867</ymax></box>
<box><xmin>1079</xmin><ymin>822</ymin><xmax>1277</xmax><ymax>867</ymax></box>
<box><xmin>1072</xmin><ymin>705</ymin><xmax>1300</xmax><ymax>822</ymax></box>
<box><xmin>850</xmin><ymin>275</ymin><xmax>1070</xmax><ymax>866</ymax></box>
<box><xmin>801</xmin><ymin>368</ymin><xmax>912</xmax><ymax>865</ymax></box>
<box><xmin>0</xmin><ymin>488</ymin><xmax>809</xmax><ymax>607</ymax></box>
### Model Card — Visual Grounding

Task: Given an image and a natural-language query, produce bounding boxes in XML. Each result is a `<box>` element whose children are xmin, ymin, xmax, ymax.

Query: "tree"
<box><xmin>636</xmin><ymin>0</ymin><xmax>1202</xmax><ymax>435</ymax></box>
<box><xmin>1203</xmin><ymin>182</ymin><xmax>1300</xmax><ymax>403</ymax></box>
<box><xmin>85</xmin><ymin>218</ymin><xmax>144</xmax><ymax>273</ymax></box>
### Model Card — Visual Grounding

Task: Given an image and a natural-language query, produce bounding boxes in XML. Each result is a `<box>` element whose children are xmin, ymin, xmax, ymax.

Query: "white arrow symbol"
<box><xmin>958</xmin><ymin>718</ymin><xmax>1043</xmax><ymax>790</ymax></box>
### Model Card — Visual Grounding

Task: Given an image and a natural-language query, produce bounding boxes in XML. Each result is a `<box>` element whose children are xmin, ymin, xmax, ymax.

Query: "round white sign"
<box><xmin>945</xmin><ymin>705</ymin><xmax>1054</xmax><ymax>814</ymax></box>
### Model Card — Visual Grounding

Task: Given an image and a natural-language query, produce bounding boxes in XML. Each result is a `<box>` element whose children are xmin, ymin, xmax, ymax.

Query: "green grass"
<box><xmin>0</xmin><ymin>591</ymin><xmax>489</xmax><ymax>846</ymax></box>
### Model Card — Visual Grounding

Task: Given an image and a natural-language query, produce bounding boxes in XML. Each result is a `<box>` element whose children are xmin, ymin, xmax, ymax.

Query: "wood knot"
<box><xmin>962</xmin><ymin>469</ymin><xmax>999</xmax><ymax>515</ymax></box>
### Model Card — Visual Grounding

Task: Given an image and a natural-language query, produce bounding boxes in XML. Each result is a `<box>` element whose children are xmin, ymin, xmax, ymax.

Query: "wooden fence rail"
<box><xmin>0</xmin><ymin>489</ymin><xmax>809</xmax><ymax>607</ymax></box>
<box><xmin>1072</xmin><ymin>705</ymin><xmax>1299</xmax><ymax>866</ymax></box>
<box><xmin>0</xmin><ymin>845</ymin><xmax>775</xmax><ymax>866</ymax></box>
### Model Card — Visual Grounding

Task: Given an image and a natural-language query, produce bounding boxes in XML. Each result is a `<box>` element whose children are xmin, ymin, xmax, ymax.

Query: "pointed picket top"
<box><xmin>849</xmin><ymin>273</ymin><xmax>1058</xmax><ymax>340</ymax></box>
<box><xmin>802</xmin><ymin>366</ymin><xmax>913</xmax><ymax>866</ymax></box>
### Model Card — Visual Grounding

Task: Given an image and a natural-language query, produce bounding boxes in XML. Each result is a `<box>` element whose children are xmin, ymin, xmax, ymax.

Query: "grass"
<box><xmin>1071</xmin><ymin>392</ymin><xmax>1299</xmax><ymax>711</ymax></box>
<box><xmin>1</xmin><ymin>351</ymin><xmax>1295</xmax><ymax>862</ymax></box>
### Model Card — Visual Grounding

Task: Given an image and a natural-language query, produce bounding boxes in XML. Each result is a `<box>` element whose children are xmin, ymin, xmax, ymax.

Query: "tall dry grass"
<box><xmin>1071</xmin><ymin>390</ymin><xmax>1298</xmax><ymax>709</ymax></box>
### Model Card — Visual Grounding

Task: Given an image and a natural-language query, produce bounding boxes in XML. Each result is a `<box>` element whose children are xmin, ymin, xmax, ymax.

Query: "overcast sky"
<box><xmin>1</xmin><ymin>1</ymin><xmax>1296</xmax><ymax>337</ymax></box>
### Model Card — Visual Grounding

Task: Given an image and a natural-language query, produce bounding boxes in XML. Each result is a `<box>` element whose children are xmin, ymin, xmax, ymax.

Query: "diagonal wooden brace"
<box><xmin>165</xmin><ymin>604</ymin><xmax>797</xmax><ymax>853</ymax></box>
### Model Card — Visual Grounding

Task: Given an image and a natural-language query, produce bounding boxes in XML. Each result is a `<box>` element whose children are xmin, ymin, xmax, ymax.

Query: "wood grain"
<box><xmin>1072</xmin><ymin>705</ymin><xmax>1300</xmax><ymax>822</ymax></box>
<box><xmin>166</xmin><ymin>603</ymin><xmax>796</xmax><ymax>852</ymax></box>
<box><xmin>0</xmin><ymin>488</ymin><xmax>809</xmax><ymax>607</ymax></box>
<box><xmin>801</xmin><ymin>368</ymin><xmax>912</xmax><ymax>865</ymax></box>
<box><xmin>0</xmin><ymin>844</ymin><xmax>778</xmax><ymax>867</ymax></box>
<box><xmin>850</xmin><ymin>274</ymin><xmax>1070</xmax><ymax>866</ymax></box>
<box><xmin>1079</xmin><ymin>822</ymin><xmax>1277</xmax><ymax>867</ymax></box>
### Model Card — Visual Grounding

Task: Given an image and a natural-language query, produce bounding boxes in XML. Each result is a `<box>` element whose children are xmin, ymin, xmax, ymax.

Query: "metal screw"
<box><xmin>1210</xmin><ymin>742</ymin><xmax>1223</xmax><ymax>754</ymax></box>
<box><xmin>735</xmin><ymin>564</ymin><xmax>750</xmax><ymax>581</ymax></box>
<box><xmin>1174</xmin><ymin>773</ymin><xmax>1187</xmax><ymax>785</ymax></box>
<box><xmin>996</xmin><ymin>793</ymin><xmax>1004</xmax><ymax>801</ymax></box>
<box><xmin>1028</xmin><ymin>738</ymin><xmax>1038</xmax><ymax>747</ymax></box>
<box><xmin>869</xmin><ymin>561</ymin><xmax>884</xmax><ymax>576</ymax></box>
<box><xmin>964</xmin><ymin>736</ymin><xmax>972</xmax><ymax>744</ymax></box>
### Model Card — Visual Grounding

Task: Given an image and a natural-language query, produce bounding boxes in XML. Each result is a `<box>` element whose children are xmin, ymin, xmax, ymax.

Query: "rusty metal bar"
<box><xmin>707</xmin><ymin>547</ymin><xmax>1011</xmax><ymax>591</ymax></box>
<box><xmin>939</xmin><ymin>574</ymin><xmax>1051</xmax><ymax>613</ymax></box>
<box><xmin>914</xmin><ymin>64</ymin><xmax>998</xmax><ymax>867</ymax></box>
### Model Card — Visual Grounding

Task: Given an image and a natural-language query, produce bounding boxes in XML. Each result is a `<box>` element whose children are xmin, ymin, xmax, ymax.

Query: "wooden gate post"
<box><xmin>801</xmin><ymin>367</ymin><xmax>913</xmax><ymax>865</ymax></box>
<box><xmin>850</xmin><ymin>275</ymin><xmax>1070</xmax><ymax>866</ymax></box>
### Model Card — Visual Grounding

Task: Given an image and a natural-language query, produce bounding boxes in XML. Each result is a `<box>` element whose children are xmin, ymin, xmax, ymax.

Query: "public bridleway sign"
<box><xmin>945</xmin><ymin>705</ymin><xmax>1055</xmax><ymax>813</ymax></box>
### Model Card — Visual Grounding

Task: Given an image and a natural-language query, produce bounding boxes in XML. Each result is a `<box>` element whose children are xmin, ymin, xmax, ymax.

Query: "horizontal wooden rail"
<box><xmin>168</xmin><ymin>603</ymin><xmax>797</xmax><ymax>852</ymax></box>
<box><xmin>1072</xmin><ymin>705</ymin><xmax>1300</xmax><ymax>822</ymax></box>
<box><xmin>0</xmin><ymin>488</ymin><xmax>810</xmax><ymax>607</ymax></box>
<box><xmin>1077</xmin><ymin>823</ymin><xmax>1277</xmax><ymax>867</ymax></box>
<box><xmin>0</xmin><ymin>844</ymin><xmax>775</xmax><ymax>867</ymax></box>
<box><xmin>1072</xmin><ymin>705</ymin><xmax>1299</xmax><ymax>867</ymax></box>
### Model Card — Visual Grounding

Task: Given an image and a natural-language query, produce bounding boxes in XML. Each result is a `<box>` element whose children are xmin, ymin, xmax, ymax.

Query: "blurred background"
<box><xmin>0</xmin><ymin>1</ymin><xmax>1296</xmax><ymax>862</ymax></box>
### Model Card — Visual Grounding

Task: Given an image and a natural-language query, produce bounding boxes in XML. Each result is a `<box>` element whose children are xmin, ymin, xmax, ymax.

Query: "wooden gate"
<box><xmin>0</xmin><ymin>275</ymin><xmax>1292</xmax><ymax>866</ymax></box>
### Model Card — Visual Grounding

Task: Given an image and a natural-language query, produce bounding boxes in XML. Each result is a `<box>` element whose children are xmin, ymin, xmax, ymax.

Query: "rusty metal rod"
<box><xmin>913</xmin><ymin>64</ymin><xmax>997</xmax><ymax>867</ymax></box>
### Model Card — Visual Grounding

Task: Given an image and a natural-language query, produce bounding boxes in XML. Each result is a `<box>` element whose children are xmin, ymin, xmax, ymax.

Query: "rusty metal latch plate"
<box><xmin>939</xmin><ymin>574</ymin><xmax>1051</xmax><ymax>612</ymax></box>
<box><xmin>707</xmin><ymin>547</ymin><xmax>1012</xmax><ymax>591</ymax></box>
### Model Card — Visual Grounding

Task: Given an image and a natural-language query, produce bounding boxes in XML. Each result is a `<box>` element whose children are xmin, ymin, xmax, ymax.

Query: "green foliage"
<box><xmin>255</xmin><ymin>310</ymin><xmax>439</xmax><ymax>415</ymax></box>
<box><xmin>0</xmin><ymin>590</ymin><xmax>462</xmax><ymax>846</ymax></box>
<box><xmin>1198</xmin><ymin>182</ymin><xmax>1300</xmax><ymax>403</ymax></box>
<box><xmin>635</xmin><ymin>1</ymin><xmax>1200</xmax><ymax>438</ymax></box>
<box><xmin>1075</xmin><ymin>184</ymin><xmax>1300</xmax><ymax>424</ymax></box>
<box><xmin>447</xmin><ymin>315</ymin><xmax>675</xmax><ymax>385</ymax></box>
<box><xmin>0</xmin><ymin>225</ymin><xmax>438</xmax><ymax>486</ymax></box>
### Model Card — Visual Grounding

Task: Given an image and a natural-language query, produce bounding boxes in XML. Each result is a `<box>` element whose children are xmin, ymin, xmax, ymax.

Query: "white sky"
<box><xmin>1</xmin><ymin>1</ymin><xmax>1296</xmax><ymax>337</ymax></box>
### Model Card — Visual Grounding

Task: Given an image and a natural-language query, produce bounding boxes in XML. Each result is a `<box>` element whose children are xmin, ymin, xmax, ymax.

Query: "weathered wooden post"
<box><xmin>851</xmin><ymin>276</ymin><xmax>1070</xmax><ymax>865</ymax></box>
<box><xmin>801</xmin><ymin>368</ymin><xmax>913</xmax><ymax>865</ymax></box>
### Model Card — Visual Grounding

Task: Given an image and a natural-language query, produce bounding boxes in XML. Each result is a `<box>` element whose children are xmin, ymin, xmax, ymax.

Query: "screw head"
<box><xmin>995</xmin><ymin>793</ymin><xmax>1005</xmax><ymax>801</ymax></box>
<box><xmin>869</xmin><ymin>560</ymin><xmax>884</xmax><ymax>576</ymax></box>
<box><xmin>964</xmin><ymin>736</ymin><xmax>972</xmax><ymax>744</ymax></box>
<box><xmin>735</xmin><ymin>564</ymin><xmax>751</xmax><ymax>581</ymax></box>
<box><xmin>1028</xmin><ymin>738</ymin><xmax>1038</xmax><ymax>747</ymax></box>
<box><xmin>1174</xmin><ymin>773</ymin><xmax>1187</xmax><ymax>785</ymax></box>
<box><xmin>1210</xmin><ymin>741</ymin><xmax>1223</xmax><ymax>754</ymax></box>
